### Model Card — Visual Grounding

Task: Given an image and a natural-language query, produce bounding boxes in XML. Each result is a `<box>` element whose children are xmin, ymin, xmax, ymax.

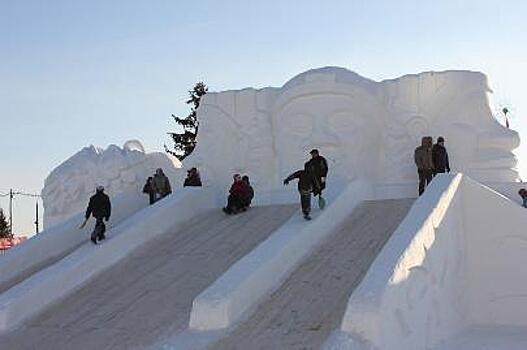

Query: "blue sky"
<box><xmin>1</xmin><ymin>0</ymin><xmax>526</xmax><ymax>234</ymax></box>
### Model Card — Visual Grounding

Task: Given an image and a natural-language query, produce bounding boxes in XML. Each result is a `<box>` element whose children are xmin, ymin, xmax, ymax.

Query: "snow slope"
<box><xmin>325</xmin><ymin>174</ymin><xmax>527</xmax><ymax>350</ymax></box>
<box><xmin>0</xmin><ymin>204</ymin><xmax>296</xmax><ymax>349</ymax></box>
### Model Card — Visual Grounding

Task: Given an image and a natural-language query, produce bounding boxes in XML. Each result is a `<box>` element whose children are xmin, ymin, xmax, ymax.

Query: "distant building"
<box><xmin>0</xmin><ymin>236</ymin><xmax>27</xmax><ymax>252</ymax></box>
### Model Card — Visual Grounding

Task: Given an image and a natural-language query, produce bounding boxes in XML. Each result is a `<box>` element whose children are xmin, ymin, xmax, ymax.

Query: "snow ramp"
<box><xmin>0</xmin><ymin>204</ymin><xmax>296</xmax><ymax>349</ymax></box>
<box><xmin>209</xmin><ymin>198</ymin><xmax>414</xmax><ymax>350</ymax></box>
<box><xmin>325</xmin><ymin>174</ymin><xmax>527</xmax><ymax>350</ymax></box>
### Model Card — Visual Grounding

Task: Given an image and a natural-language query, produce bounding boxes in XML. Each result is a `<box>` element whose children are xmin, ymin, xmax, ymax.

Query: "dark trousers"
<box><xmin>148</xmin><ymin>192</ymin><xmax>156</xmax><ymax>205</ymax></box>
<box><xmin>225</xmin><ymin>194</ymin><xmax>243</xmax><ymax>214</ymax></box>
<box><xmin>91</xmin><ymin>217</ymin><xmax>106</xmax><ymax>241</ymax></box>
<box><xmin>300</xmin><ymin>190</ymin><xmax>311</xmax><ymax>216</ymax></box>
<box><xmin>418</xmin><ymin>169</ymin><xmax>433</xmax><ymax>196</ymax></box>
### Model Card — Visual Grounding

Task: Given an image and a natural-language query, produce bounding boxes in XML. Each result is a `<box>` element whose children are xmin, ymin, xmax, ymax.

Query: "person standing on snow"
<box><xmin>432</xmin><ymin>136</ymin><xmax>450</xmax><ymax>176</ymax></box>
<box><xmin>153</xmin><ymin>168</ymin><xmax>172</xmax><ymax>201</ymax></box>
<box><xmin>519</xmin><ymin>189</ymin><xmax>527</xmax><ymax>208</ymax></box>
<box><xmin>142</xmin><ymin>177</ymin><xmax>156</xmax><ymax>205</ymax></box>
<box><xmin>284</xmin><ymin>164</ymin><xmax>315</xmax><ymax>220</ymax></box>
<box><xmin>304</xmin><ymin>149</ymin><xmax>329</xmax><ymax>209</ymax></box>
<box><xmin>414</xmin><ymin>136</ymin><xmax>434</xmax><ymax>196</ymax></box>
<box><xmin>82</xmin><ymin>185</ymin><xmax>111</xmax><ymax>244</ymax></box>
<box><xmin>183</xmin><ymin>167</ymin><xmax>202</xmax><ymax>187</ymax></box>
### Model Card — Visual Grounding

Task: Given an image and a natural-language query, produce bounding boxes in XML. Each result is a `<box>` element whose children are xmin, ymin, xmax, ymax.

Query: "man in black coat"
<box><xmin>305</xmin><ymin>149</ymin><xmax>329</xmax><ymax>196</ymax></box>
<box><xmin>284</xmin><ymin>165</ymin><xmax>314</xmax><ymax>220</ymax></box>
<box><xmin>84</xmin><ymin>185</ymin><xmax>111</xmax><ymax>244</ymax></box>
<box><xmin>432</xmin><ymin>136</ymin><xmax>450</xmax><ymax>176</ymax></box>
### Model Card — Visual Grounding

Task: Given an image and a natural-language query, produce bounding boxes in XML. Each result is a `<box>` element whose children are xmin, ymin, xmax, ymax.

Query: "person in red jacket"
<box><xmin>223</xmin><ymin>174</ymin><xmax>248</xmax><ymax>214</ymax></box>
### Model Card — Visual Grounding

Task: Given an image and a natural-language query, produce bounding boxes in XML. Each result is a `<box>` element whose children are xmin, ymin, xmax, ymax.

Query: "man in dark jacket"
<box><xmin>284</xmin><ymin>165</ymin><xmax>314</xmax><ymax>220</ymax></box>
<box><xmin>305</xmin><ymin>149</ymin><xmax>328</xmax><ymax>197</ymax></box>
<box><xmin>183</xmin><ymin>168</ymin><xmax>202</xmax><ymax>187</ymax></box>
<box><xmin>84</xmin><ymin>186</ymin><xmax>111</xmax><ymax>244</ymax></box>
<box><xmin>153</xmin><ymin>168</ymin><xmax>172</xmax><ymax>201</ymax></box>
<box><xmin>432</xmin><ymin>136</ymin><xmax>450</xmax><ymax>176</ymax></box>
<box><xmin>241</xmin><ymin>175</ymin><xmax>254</xmax><ymax>209</ymax></box>
<box><xmin>414</xmin><ymin>136</ymin><xmax>434</xmax><ymax>196</ymax></box>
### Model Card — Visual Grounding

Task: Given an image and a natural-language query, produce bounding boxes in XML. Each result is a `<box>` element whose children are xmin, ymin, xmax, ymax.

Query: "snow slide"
<box><xmin>0</xmin><ymin>204</ymin><xmax>296</xmax><ymax>349</ymax></box>
<box><xmin>325</xmin><ymin>174</ymin><xmax>527</xmax><ymax>350</ymax></box>
<box><xmin>209</xmin><ymin>199</ymin><xmax>414</xmax><ymax>350</ymax></box>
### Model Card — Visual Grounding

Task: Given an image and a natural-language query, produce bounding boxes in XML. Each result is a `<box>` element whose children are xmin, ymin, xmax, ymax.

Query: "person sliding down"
<box><xmin>81</xmin><ymin>185</ymin><xmax>111</xmax><ymax>244</ymax></box>
<box><xmin>223</xmin><ymin>174</ymin><xmax>248</xmax><ymax>214</ymax></box>
<box><xmin>305</xmin><ymin>149</ymin><xmax>328</xmax><ymax>209</ymax></box>
<box><xmin>241</xmin><ymin>175</ymin><xmax>254</xmax><ymax>210</ymax></box>
<box><xmin>284</xmin><ymin>165</ymin><xmax>314</xmax><ymax>221</ymax></box>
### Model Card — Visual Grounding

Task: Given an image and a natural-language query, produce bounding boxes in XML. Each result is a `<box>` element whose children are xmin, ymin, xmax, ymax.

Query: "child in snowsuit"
<box><xmin>284</xmin><ymin>165</ymin><xmax>314</xmax><ymax>220</ymax></box>
<box><xmin>142</xmin><ymin>177</ymin><xmax>156</xmax><ymax>205</ymax></box>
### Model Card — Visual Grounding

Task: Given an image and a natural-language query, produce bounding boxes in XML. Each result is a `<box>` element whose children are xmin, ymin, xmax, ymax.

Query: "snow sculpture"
<box><xmin>184</xmin><ymin>67</ymin><xmax>519</xmax><ymax>192</ymax></box>
<box><xmin>42</xmin><ymin>140</ymin><xmax>180</xmax><ymax>228</ymax></box>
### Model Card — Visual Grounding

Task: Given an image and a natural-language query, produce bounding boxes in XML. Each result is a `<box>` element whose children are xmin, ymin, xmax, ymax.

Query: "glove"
<box><xmin>283</xmin><ymin>179</ymin><xmax>289</xmax><ymax>185</ymax></box>
<box><xmin>79</xmin><ymin>218</ymin><xmax>88</xmax><ymax>229</ymax></box>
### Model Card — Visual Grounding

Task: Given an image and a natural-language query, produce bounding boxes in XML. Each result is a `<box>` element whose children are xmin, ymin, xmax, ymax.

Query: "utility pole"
<box><xmin>9</xmin><ymin>189</ymin><xmax>13</xmax><ymax>236</ymax></box>
<box><xmin>35</xmin><ymin>199</ymin><xmax>39</xmax><ymax>234</ymax></box>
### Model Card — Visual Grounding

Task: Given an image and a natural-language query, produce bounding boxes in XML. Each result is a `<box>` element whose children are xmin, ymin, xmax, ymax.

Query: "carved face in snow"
<box><xmin>273</xmin><ymin>93</ymin><xmax>381</xmax><ymax>182</ymax></box>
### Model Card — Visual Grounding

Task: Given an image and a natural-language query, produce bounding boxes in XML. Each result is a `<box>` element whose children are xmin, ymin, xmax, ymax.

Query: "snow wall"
<box><xmin>325</xmin><ymin>173</ymin><xmax>527</xmax><ymax>350</ymax></box>
<box><xmin>184</xmin><ymin>67</ymin><xmax>519</xmax><ymax>195</ymax></box>
<box><xmin>41</xmin><ymin>140</ymin><xmax>181</xmax><ymax>229</ymax></box>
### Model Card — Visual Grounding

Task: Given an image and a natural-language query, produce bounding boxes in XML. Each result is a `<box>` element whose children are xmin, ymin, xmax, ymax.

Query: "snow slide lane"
<box><xmin>0</xmin><ymin>204</ymin><xmax>296</xmax><ymax>350</ymax></box>
<box><xmin>210</xmin><ymin>199</ymin><xmax>414</xmax><ymax>350</ymax></box>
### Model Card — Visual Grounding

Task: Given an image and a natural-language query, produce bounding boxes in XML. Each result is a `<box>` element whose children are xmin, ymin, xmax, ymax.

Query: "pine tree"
<box><xmin>0</xmin><ymin>208</ymin><xmax>11</xmax><ymax>239</ymax></box>
<box><xmin>165</xmin><ymin>82</ymin><xmax>208</xmax><ymax>160</ymax></box>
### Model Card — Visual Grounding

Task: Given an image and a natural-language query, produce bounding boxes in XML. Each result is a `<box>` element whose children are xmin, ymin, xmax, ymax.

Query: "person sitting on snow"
<box><xmin>284</xmin><ymin>164</ymin><xmax>314</xmax><ymax>221</ymax></box>
<box><xmin>223</xmin><ymin>174</ymin><xmax>248</xmax><ymax>214</ymax></box>
<box><xmin>183</xmin><ymin>167</ymin><xmax>202</xmax><ymax>187</ymax></box>
<box><xmin>241</xmin><ymin>175</ymin><xmax>254</xmax><ymax>209</ymax></box>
